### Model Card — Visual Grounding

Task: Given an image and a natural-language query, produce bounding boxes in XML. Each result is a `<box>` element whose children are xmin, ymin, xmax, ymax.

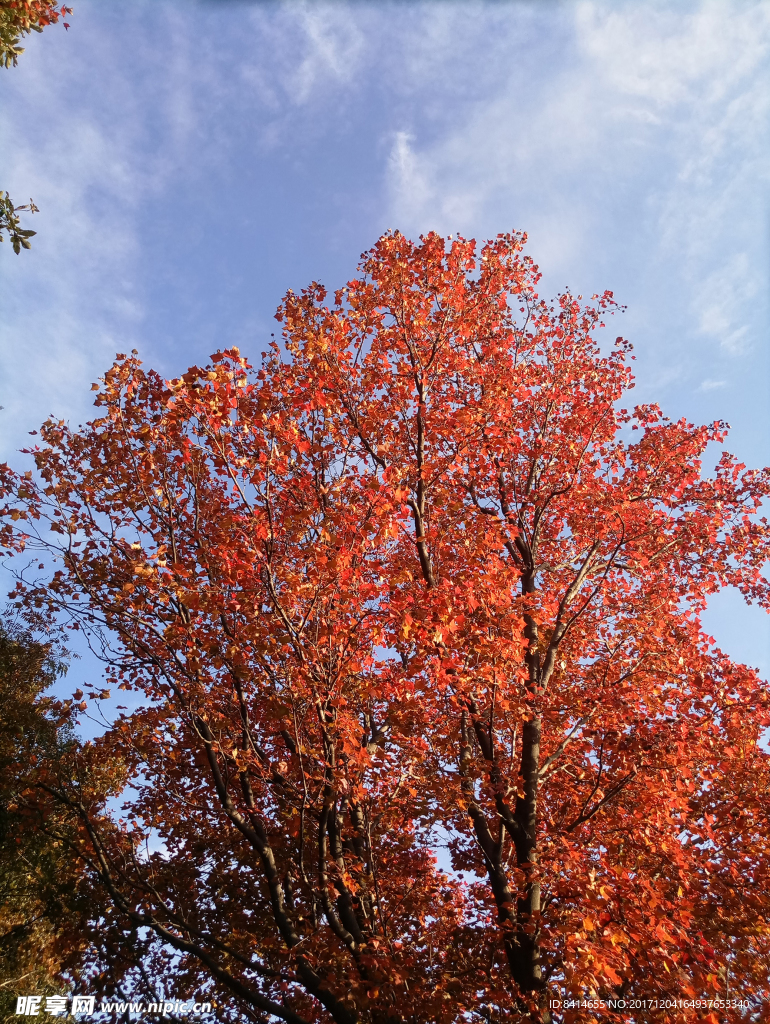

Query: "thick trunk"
<box><xmin>463</xmin><ymin>706</ymin><xmax>548</xmax><ymax>1019</ymax></box>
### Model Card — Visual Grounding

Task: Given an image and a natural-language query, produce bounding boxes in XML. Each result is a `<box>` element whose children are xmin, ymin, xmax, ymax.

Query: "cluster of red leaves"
<box><xmin>1</xmin><ymin>0</ymin><xmax>71</xmax><ymax>32</ymax></box>
<box><xmin>1</xmin><ymin>231</ymin><xmax>769</xmax><ymax>1023</ymax></box>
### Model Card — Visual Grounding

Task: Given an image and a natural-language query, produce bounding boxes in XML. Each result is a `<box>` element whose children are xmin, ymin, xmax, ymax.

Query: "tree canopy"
<box><xmin>1</xmin><ymin>231</ymin><xmax>769</xmax><ymax>1023</ymax></box>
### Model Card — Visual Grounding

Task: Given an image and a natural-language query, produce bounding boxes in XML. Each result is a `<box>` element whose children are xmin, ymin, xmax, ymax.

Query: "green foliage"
<box><xmin>0</xmin><ymin>192</ymin><xmax>38</xmax><ymax>254</ymax></box>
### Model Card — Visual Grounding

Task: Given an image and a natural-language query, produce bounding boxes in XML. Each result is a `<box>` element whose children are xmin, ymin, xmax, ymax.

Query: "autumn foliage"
<box><xmin>2</xmin><ymin>231</ymin><xmax>769</xmax><ymax>1023</ymax></box>
<box><xmin>0</xmin><ymin>0</ymin><xmax>71</xmax><ymax>68</ymax></box>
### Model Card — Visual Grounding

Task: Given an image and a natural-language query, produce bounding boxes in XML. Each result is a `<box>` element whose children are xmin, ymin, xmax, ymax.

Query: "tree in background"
<box><xmin>0</xmin><ymin>0</ymin><xmax>71</xmax><ymax>253</ymax></box>
<box><xmin>0</xmin><ymin>612</ymin><xmax>152</xmax><ymax>1022</ymax></box>
<box><xmin>0</xmin><ymin>619</ymin><xmax>76</xmax><ymax>1020</ymax></box>
<box><xmin>1</xmin><ymin>231</ymin><xmax>769</xmax><ymax>1023</ymax></box>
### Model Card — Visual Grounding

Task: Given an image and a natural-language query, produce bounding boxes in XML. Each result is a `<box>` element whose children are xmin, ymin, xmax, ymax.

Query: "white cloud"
<box><xmin>698</xmin><ymin>378</ymin><xmax>727</xmax><ymax>392</ymax></box>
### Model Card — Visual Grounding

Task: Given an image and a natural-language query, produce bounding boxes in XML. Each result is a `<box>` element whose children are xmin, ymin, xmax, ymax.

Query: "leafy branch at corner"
<box><xmin>0</xmin><ymin>0</ymin><xmax>71</xmax><ymax>69</ymax></box>
<box><xmin>0</xmin><ymin>1</ymin><xmax>72</xmax><ymax>254</ymax></box>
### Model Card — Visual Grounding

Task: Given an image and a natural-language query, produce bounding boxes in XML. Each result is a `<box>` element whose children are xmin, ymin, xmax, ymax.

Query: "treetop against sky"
<box><xmin>0</xmin><ymin>0</ymin><xmax>768</xmax><ymax>678</ymax></box>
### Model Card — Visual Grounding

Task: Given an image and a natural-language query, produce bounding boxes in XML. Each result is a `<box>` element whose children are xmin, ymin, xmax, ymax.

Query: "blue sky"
<box><xmin>1</xmin><ymin>0</ymin><xmax>768</xmax><ymax>684</ymax></box>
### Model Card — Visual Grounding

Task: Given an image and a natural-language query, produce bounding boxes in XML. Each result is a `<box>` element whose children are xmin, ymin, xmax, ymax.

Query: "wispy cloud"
<box><xmin>238</xmin><ymin>2</ymin><xmax>367</xmax><ymax>114</ymax></box>
<box><xmin>694</xmin><ymin>253</ymin><xmax>755</xmax><ymax>356</ymax></box>
<box><xmin>387</xmin><ymin>130</ymin><xmax>435</xmax><ymax>226</ymax></box>
<box><xmin>698</xmin><ymin>378</ymin><xmax>727</xmax><ymax>392</ymax></box>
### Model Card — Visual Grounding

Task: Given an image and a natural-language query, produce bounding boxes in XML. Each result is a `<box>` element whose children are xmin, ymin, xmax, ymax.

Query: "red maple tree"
<box><xmin>2</xmin><ymin>231</ymin><xmax>769</xmax><ymax>1023</ymax></box>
